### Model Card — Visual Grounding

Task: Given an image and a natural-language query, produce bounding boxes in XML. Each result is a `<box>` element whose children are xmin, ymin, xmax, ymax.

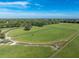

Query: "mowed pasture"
<box><xmin>2</xmin><ymin>23</ymin><xmax>79</xmax><ymax>58</ymax></box>
<box><xmin>0</xmin><ymin>45</ymin><xmax>54</xmax><ymax>58</ymax></box>
<box><xmin>8</xmin><ymin>23</ymin><xmax>77</xmax><ymax>43</ymax></box>
<box><xmin>49</xmin><ymin>23</ymin><xmax>79</xmax><ymax>58</ymax></box>
<box><xmin>53</xmin><ymin>35</ymin><xmax>79</xmax><ymax>58</ymax></box>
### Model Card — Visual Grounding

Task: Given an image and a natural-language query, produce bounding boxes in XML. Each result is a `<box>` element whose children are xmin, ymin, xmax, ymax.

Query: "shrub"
<box><xmin>24</xmin><ymin>24</ymin><xmax>32</xmax><ymax>31</ymax></box>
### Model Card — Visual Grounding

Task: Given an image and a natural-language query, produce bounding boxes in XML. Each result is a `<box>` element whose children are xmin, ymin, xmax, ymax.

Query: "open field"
<box><xmin>0</xmin><ymin>45</ymin><xmax>54</xmax><ymax>58</ymax></box>
<box><xmin>53</xmin><ymin>35</ymin><xmax>79</xmax><ymax>58</ymax></box>
<box><xmin>0</xmin><ymin>0</ymin><xmax>79</xmax><ymax>57</ymax></box>
<box><xmin>1</xmin><ymin>23</ymin><xmax>79</xmax><ymax>58</ymax></box>
<box><xmin>8</xmin><ymin>24</ymin><xmax>76</xmax><ymax>43</ymax></box>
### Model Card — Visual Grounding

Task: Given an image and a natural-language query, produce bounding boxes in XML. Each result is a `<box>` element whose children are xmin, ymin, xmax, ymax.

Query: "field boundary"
<box><xmin>49</xmin><ymin>31</ymin><xmax>79</xmax><ymax>58</ymax></box>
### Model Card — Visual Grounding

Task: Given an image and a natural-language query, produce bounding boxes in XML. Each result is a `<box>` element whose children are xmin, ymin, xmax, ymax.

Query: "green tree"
<box><xmin>24</xmin><ymin>24</ymin><xmax>32</xmax><ymax>31</ymax></box>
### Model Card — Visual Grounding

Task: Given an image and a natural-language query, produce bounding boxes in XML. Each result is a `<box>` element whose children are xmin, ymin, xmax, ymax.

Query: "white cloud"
<box><xmin>0</xmin><ymin>7</ymin><xmax>71</xmax><ymax>18</ymax></box>
<box><xmin>0</xmin><ymin>1</ymin><xmax>30</xmax><ymax>6</ymax></box>
<box><xmin>0</xmin><ymin>1</ymin><xmax>43</xmax><ymax>9</ymax></box>
<box><xmin>0</xmin><ymin>11</ymin><xmax>70</xmax><ymax>18</ymax></box>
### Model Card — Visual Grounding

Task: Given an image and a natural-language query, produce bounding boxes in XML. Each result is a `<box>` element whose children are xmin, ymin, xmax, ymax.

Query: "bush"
<box><xmin>24</xmin><ymin>24</ymin><xmax>32</xmax><ymax>31</ymax></box>
<box><xmin>0</xmin><ymin>33</ymin><xmax>5</xmax><ymax>39</ymax></box>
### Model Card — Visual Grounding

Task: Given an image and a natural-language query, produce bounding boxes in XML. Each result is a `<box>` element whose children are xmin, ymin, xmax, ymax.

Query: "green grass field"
<box><xmin>53</xmin><ymin>35</ymin><xmax>79</xmax><ymax>58</ymax></box>
<box><xmin>49</xmin><ymin>24</ymin><xmax>79</xmax><ymax>58</ymax></box>
<box><xmin>8</xmin><ymin>24</ymin><xmax>76</xmax><ymax>43</ymax></box>
<box><xmin>0</xmin><ymin>45</ymin><xmax>54</xmax><ymax>58</ymax></box>
<box><xmin>1</xmin><ymin>23</ymin><xmax>79</xmax><ymax>58</ymax></box>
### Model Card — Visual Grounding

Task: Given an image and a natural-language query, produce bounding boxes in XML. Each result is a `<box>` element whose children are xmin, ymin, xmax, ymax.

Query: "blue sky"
<box><xmin>0</xmin><ymin>0</ymin><xmax>79</xmax><ymax>18</ymax></box>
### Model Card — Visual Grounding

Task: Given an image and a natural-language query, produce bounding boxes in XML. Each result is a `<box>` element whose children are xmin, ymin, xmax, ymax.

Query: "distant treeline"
<box><xmin>0</xmin><ymin>18</ymin><xmax>78</xmax><ymax>28</ymax></box>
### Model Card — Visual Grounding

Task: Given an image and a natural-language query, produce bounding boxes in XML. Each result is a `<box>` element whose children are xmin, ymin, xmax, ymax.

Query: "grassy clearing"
<box><xmin>51</xmin><ymin>23</ymin><xmax>79</xmax><ymax>31</ymax></box>
<box><xmin>0</xmin><ymin>45</ymin><xmax>54</xmax><ymax>58</ymax></box>
<box><xmin>0</xmin><ymin>23</ymin><xmax>79</xmax><ymax>58</ymax></box>
<box><xmin>1</xmin><ymin>28</ymin><xmax>12</xmax><ymax>32</ymax></box>
<box><xmin>8</xmin><ymin>26</ymin><xmax>42</xmax><ymax>37</ymax></box>
<box><xmin>49</xmin><ymin>23</ymin><xmax>79</xmax><ymax>58</ymax></box>
<box><xmin>8</xmin><ymin>24</ymin><xmax>76</xmax><ymax>43</ymax></box>
<box><xmin>53</xmin><ymin>35</ymin><xmax>79</xmax><ymax>58</ymax></box>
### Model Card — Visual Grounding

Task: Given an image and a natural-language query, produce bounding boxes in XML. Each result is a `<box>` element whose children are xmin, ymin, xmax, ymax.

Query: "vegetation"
<box><xmin>8</xmin><ymin>23</ymin><xmax>79</xmax><ymax>57</ymax></box>
<box><xmin>54</xmin><ymin>36</ymin><xmax>79</xmax><ymax>58</ymax></box>
<box><xmin>0</xmin><ymin>18</ymin><xmax>78</xmax><ymax>28</ymax></box>
<box><xmin>8</xmin><ymin>24</ymin><xmax>76</xmax><ymax>43</ymax></box>
<box><xmin>0</xmin><ymin>45</ymin><xmax>54</xmax><ymax>58</ymax></box>
<box><xmin>0</xmin><ymin>30</ymin><xmax>5</xmax><ymax>39</ymax></box>
<box><xmin>24</xmin><ymin>24</ymin><xmax>32</xmax><ymax>31</ymax></box>
<box><xmin>0</xmin><ymin>18</ymin><xmax>78</xmax><ymax>58</ymax></box>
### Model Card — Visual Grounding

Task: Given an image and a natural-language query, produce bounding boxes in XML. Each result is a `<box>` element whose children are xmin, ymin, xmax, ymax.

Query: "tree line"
<box><xmin>0</xmin><ymin>18</ymin><xmax>78</xmax><ymax>29</ymax></box>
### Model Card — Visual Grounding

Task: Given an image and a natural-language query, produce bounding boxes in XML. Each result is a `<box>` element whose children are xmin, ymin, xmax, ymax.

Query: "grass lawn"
<box><xmin>51</xmin><ymin>23</ymin><xmax>79</xmax><ymax>31</ymax></box>
<box><xmin>0</xmin><ymin>23</ymin><xmax>79</xmax><ymax>58</ymax></box>
<box><xmin>8</xmin><ymin>24</ymin><xmax>76</xmax><ymax>43</ymax></box>
<box><xmin>0</xmin><ymin>45</ymin><xmax>54</xmax><ymax>58</ymax></box>
<box><xmin>53</xmin><ymin>35</ymin><xmax>79</xmax><ymax>58</ymax></box>
<box><xmin>8</xmin><ymin>26</ymin><xmax>42</xmax><ymax>37</ymax></box>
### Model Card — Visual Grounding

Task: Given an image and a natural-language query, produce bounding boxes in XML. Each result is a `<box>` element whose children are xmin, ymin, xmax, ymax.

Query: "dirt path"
<box><xmin>5</xmin><ymin>31</ymin><xmax>57</xmax><ymax>50</ymax></box>
<box><xmin>4</xmin><ymin>28</ymin><xmax>79</xmax><ymax>55</ymax></box>
<box><xmin>49</xmin><ymin>32</ymin><xmax>79</xmax><ymax>58</ymax></box>
<box><xmin>5</xmin><ymin>31</ymin><xmax>16</xmax><ymax>45</ymax></box>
